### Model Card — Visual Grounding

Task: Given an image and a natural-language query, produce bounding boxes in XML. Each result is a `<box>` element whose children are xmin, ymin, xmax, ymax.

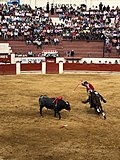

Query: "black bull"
<box><xmin>82</xmin><ymin>91</ymin><xmax>106</xmax><ymax>119</ymax></box>
<box><xmin>39</xmin><ymin>95</ymin><xmax>71</xmax><ymax>119</ymax></box>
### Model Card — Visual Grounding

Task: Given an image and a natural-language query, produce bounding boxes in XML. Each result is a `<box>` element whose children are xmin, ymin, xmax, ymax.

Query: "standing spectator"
<box><xmin>46</xmin><ymin>2</ymin><xmax>49</xmax><ymax>13</ymax></box>
<box><xmin>66</xmin><ymin>51</ymin><xmax>71</xmax><ymax>57</ymax></box>
<box><xmin>99</xmin><ymin>2</ymin><xmax>103</xmax><ymax>12</ymax></box>
<box><xmin>71</xmin><ymin>50</ymin><xmax>75</xmax><ymax>57</ymax></box>
<box><xmin>51</xmin><ymin>3</ymin><xmax>54</xmax><ymax>15</ymax></box>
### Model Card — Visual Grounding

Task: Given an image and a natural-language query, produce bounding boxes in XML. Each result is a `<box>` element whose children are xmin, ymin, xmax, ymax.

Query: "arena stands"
<box><xmin>0</xmin><ymin>3</ymin><xmax>119</xmax><ymax>59</ymax></box>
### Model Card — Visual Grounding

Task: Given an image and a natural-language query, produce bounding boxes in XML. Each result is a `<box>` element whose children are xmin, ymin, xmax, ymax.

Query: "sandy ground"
<box><xmin>0</xmin><ymin>74</ymin><xmax>120</xmax><ymax>160</ymax></box>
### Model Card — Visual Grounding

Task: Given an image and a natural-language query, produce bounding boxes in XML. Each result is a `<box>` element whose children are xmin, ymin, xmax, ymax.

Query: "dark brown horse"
<box><xmin>82</xmin><ymin>91</ymin><xmax>106</xmax><ymax>119</ymax></box>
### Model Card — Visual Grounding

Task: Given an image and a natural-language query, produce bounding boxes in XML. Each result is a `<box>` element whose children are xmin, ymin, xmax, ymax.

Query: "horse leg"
<box><xmin>96</xmin><ymin>107</ymin><xmax>101</xmax><ymax>115</ymax></box>
<box><xmin>102</xmin><ymin>112</ymin><xmax>106</xmax><ymax>119</ymax></box>
<box><xmin>98</xmin><ymin>105</ymin><xmax>106</xmax><ymax>119</ymax></box>
<box><xmin>94</xmin><ymin>106</ymin><xmax>101</xmax><ymax>115</ymax></box>
<box><xmin>101</xmin><ymin>108</ymin><xmax>106</xmax><ymax>119</ymax></box>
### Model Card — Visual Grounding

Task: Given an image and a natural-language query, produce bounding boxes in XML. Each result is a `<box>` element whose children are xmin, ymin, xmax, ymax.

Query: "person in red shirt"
<box><xmin>81</xmin><ymin>81</ymin><xmax>94</xmax><ymax>92</ymax></box>
<box><xmin>81</xmin><ymin>81</ymin><xmax>106</xmax><ymax>107</ymax></box>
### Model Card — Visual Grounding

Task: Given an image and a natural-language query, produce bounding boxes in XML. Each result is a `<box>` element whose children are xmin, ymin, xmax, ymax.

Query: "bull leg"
<box><xmin>40</xmin><ymin>106</ymin><xmax>43</xmax><ymax>116</ymax></box>
<box><xmin>54</xmin><ymin>111</ymin><xmax>57</xmax><ymax>117</ymax></box>
<box><xmin>54</xmin><ymin>110</ymin><xmax>61</xmax><ymax>119</ymax></box>
<box><xmin>58</xmin><ymin>112</ymin><xmax>61</xmax><ymax>120</ymax></box>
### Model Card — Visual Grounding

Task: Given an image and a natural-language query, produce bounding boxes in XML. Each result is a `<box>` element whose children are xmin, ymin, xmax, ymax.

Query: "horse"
<box><xmin>82</xmin><ymin>91</ymin><xmax>106</xmax><ymax>119</ymax></box>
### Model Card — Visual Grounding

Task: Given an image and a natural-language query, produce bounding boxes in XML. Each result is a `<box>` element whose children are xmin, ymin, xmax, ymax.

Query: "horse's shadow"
<box><xmin>85</xmin><ymin>108</ymin><xmax>97</xmax><ymax>115</ymax></box>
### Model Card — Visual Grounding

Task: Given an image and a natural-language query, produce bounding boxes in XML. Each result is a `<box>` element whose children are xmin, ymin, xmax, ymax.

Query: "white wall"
<box><xmin>56</xmin><ymin>57</ymin><xmax>120</xmax><ymax>64</ymax></box>
<box><xmin>0</xmin><ymin>43</ymin><xmax>10</xmax><ymax>54</ymax></box>
<box><xmin>91</xmin><ymin>0</ymin><xmax>120</xmax><ymax>8</ymax></box>
<box><xmin>30</xmin><ymin>0</ymin><xmax>120</xmax><ymax>9</ymax></box>
<box><xmin>20</xmin><ymin>0</ymin><xmax>30</xmax><ymax>5</ymax></box>
<box><xmin>13</xmin><ymin>56</ymin><xmax>120</xmax><ymax>64</ymax></box>
<box><xmin>0</xmin><ymin>0</ymin><xmax>119</xmax><ymax>10</ymax></box>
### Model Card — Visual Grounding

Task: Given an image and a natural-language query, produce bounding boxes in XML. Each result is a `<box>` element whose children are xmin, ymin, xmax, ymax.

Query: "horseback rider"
<box><xmin>81</xmin><ymin>81</ymin><xmax>106</xmax><ymax>107</ymax></box>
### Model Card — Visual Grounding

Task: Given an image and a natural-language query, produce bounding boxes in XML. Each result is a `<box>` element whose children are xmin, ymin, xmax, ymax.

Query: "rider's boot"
<box><xmin>102</xmin><ymin>99</ymin><xmax>107</xmax><ymax>103</ymax></box>
<box><xmin>99</xmin><ymin>95</ymin><xmax>107</xmax><ymax>103</ymax></box>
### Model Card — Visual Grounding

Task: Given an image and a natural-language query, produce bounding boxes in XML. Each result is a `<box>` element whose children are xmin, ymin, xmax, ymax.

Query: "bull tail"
<box><xmin>39</xmin><ymin>96</ymin><xmax>44</xmax><ymax>116</ymax></box>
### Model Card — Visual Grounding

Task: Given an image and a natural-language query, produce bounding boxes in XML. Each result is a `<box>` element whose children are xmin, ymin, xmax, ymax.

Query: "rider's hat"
<box><xmin>81</xmin><ymin>81</ymin><xmax>88</xmax><ymax>85</ymax></box>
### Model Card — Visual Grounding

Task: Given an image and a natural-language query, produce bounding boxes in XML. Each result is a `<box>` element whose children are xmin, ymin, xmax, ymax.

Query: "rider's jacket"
<box><xmin>86</xmin><ymin>83</ymin><xmax>95</xmax><ymax>92</ymax></box>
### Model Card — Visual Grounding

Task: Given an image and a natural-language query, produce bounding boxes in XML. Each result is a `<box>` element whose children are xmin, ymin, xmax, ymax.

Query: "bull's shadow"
<box><xmin>39</xmin><ymin>108</ymin><xmax>69</xmax><ymax>119</ymax></box>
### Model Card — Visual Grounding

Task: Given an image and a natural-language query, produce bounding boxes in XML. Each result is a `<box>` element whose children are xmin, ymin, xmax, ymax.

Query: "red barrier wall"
<box><xmin>21</xmin><ymin>63</ymin><xmax>42</xmax><ymax>71</ymax></box>
<box><xmin>64</xmin><ymin>63</ymin><xmax>120</xmax><ymax>72</ymax></box>
<box><xmin>0</xmin><ymin>55</ymin><xmax>11</xmax><ymax>63</ymax></box>
<box><xmin>0</xmin><ymin>63</ymin><xmax>120</xmax><ymax>75</ymax></box>
<box><xmin>0</xmin><ymin>64</ymin><xmax>16</xmax><ymax>75</ymax></box>
<box><xmin>46</xmin><ymin>62</ymin><xmax>59</xmax><ymax>74</ymax></box>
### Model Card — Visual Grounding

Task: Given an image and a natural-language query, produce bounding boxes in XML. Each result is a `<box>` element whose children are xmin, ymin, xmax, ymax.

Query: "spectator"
<box><xmin>51</xmin><ymin>3</ymin><xmax>54</xmax><ymax>15</ymax></box>
<box><xmin>46</xmin><ymin>2</ymin><xmax>49</xmax><ymax>13</ymax></box>
<box><xmin>44</xmin><ymin>38</ymin><xmax>49</xmax><ymax>45</ymax></box>
<box><xmin>71</xmin><ymin>50</ymin><xmax>75</xmax><ymax>57</ymax></box>
<box><xmin>105</xmin><ymin>42</ymin><xmax>112</xmax><ymax>53</ymax></box>
<box><xmin>66</xmin><ymin>51</ymin><xmax>71</xmax><ymax>57</ymax></box>
<box><xmin>27</xmin><ymin>50</ymin><xmax>33</xmax><ymax>57</ymax></box>
<box><xmin>99</xmin><ymin>2</ymin><xmax>103</xmax><ymax>11</ymax></box>
<box><xmin>0</xmin><ymin>2</ymin><xmax>119</xmax><ymax>57</ymax></box>
<box><xmin>36</xmin><ymin>39</ymin><xmax>42</xmax><ymax>48</ymax></box>
<box><xmin>116</xmin><ymin>45</ymin><xmax>120</xmax><ymax>55</ymax></box>
<box><xmin>53</xmin><ymin>37</ymin><xmax>59</xmax><ymax>45</ymax></box>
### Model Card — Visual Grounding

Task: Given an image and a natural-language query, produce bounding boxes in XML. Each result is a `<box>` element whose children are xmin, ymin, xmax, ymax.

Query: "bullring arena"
<box><xmin>0</xmin><ymin>74</ymin><xmax>120</xmax><ymax>160</ymax></box>
<box><xmin>0</xmin><ymin>0</ymin><xmax>120</xmax><ymax>160</ymax></box>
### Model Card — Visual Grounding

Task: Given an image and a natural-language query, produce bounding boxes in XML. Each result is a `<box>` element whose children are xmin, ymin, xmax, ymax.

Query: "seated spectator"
<box><xmin>116</xmin><ymin>45</ymin><xmax>120</xmax><ymax>55</ymax></box>
<box><xmin>115</xmin><ymin>60</ymin><xmax>118</xmax><ymax>64</ymax></box>
<box><xmin>53</xmin><ymin>37</ymin><xmax>59</xmax><ymax>45</ymax></box>
<box><xmin>112</xmin><ymin>38</ymin><xmax>118</xmax><ymax>47</ymax></box>
<box><xmin>66</xmin><ymin>51</ymin><xmax>71</xmax><ymax>57</ymax></box>
<box><xmin>48</xmin><ymin>36</ymin><xmax>51</xmax><ymax>45</ymax></box>
<box><xmin>33</xmin><ymin>38</ymin><xmax>42</xmax><ymax>48</ymax></box>
<box><xmin>36</xmin><ymin>39</ymin><xmax>42</xmax><ymax>48</ymax></box>
<box><xmin>26</xmin><ymin>35</ymin><xmax>32</xmax><ymax>45</ymax></box>
<box><xmin>105</xmin><ymin>43</ymin><xmax>112</xmax><ymax>53</ymax></box>
<box><xmin>27</xmin><ymin>50</ymin><xmax>33</xmax><ymax>57</ymax></box>
<box><xmin>44</xmin><ymin>38</ymin><xmax>49</xmax><ymax>45</ymax></box>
